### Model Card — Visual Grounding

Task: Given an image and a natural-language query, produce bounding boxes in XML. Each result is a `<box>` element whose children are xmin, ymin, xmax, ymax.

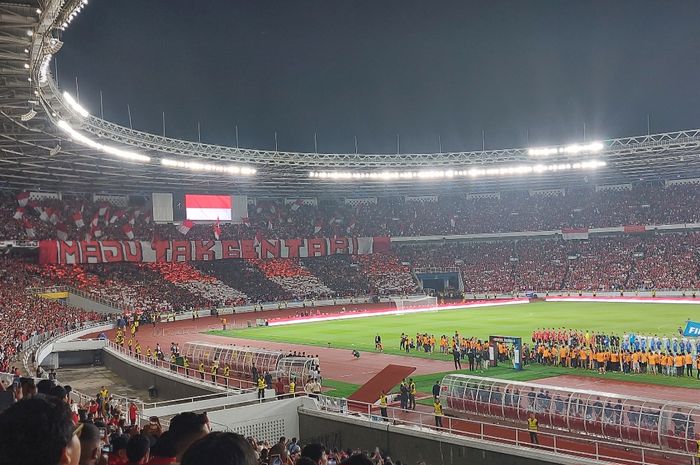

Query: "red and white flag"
<box><xmin>73</xmin><ymin>211</ymin><xmax>85</xmax><ymax>228</ymax></box>
<box><xmin>92</xmin><ymin>225</ymin><xmax>103</xmax><ymax>238</ymax></box>
<box><xmin>122</xmin><ymin>224</ymin><xmax>135</xmax><ymax>240</ymax></box>
<box><xmin>254</xmin><ymin>230</ymin><xmax>263</xmax><ymax>247</ymax></box>
<box><xmin>109</xmin><ymin>210</ymin><xmax>125</xmax><ymax>224</ymax></box>
<box><xmin>98</xmin><ymin>203</ymin><xmax>109</xmax><ymax>217</ymax></box>
<box><xmin>291</xmin><ymin>199</ymin><xmax>303</xmax><ymax>211</ymax></box>
<box><xmin>213</xmin><ymin>218</ymin><xmax>221</xmax><ymax>240</ymax></box>
<box><xmin>39</xmin><ymin>207</ymin><xmax>50</xmax><ymax>222</ymax></box>
<box><xmin>16</xmin><ymin>192</ymin><xmax>30</xmax><ymax>207</ymax></box>
<box><xmin>90</xmin><ymin>213</ymin><xmax>99</xmax><ymax>228</ymax></box>
<box><xmin>23</xmin><ymin>218</ymin><xmax>35</xmax><ymax>238</ymax></box>
<box><xmin>49</xmin><ymin>208</ymin><xmax>60</xmax><ymax>225</ymax></box>
<box><xmin>56</xmin><ymin>222</ymin><xmax>68</xmax><ymax>241</ymax></box>
<box><xmin>13</xmin><ymin>207</ymin><xmax>24</xmax><ymax>220</ymax></box>
<box><xmin>128</xmin><ymin>213</ymin><xmax>136</xmax><ymax>225</ymax></box>
<box><xmin>314</xmin><ymin>220</ymin><xmax>323</xmax><ymax>234</ymax></box>
<box><xmin>177</xmin><ymin>219</ymin><xmax>194</xmax><ymax>235</ymax></box>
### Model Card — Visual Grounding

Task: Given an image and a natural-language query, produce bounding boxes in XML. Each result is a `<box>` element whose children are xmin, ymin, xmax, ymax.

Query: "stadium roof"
<box><xmin>3</xmin><ymin>0</ymin><xmax>700</xmax><ymax>196</ymax></box>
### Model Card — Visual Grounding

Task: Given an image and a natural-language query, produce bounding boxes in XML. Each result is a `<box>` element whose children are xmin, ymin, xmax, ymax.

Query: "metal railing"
<box><xmin>105</xmin><ymin>341</ymin><xmax>258</xmax><ymax>393</ymax></box>
<box><xmin>313</xmin><ymin>395</ymin><xmax>695</xmax><ymax>465</ymax></box>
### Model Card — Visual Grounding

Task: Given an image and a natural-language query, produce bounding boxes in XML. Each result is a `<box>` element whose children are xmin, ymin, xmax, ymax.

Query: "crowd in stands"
<box><xmin>0</xmin><ymin>375</ymin><xmax>405</xmax><ymax>465</ymax></box>
<box><xmin>146</xmin><ymin>262</ymin><xmax>247</xmax><ymax>307</ymax></box>
<box><xmin>4</xmin><ymin>183</ymin><xmax>700</xmax><ymax>242</ymax></box>
<box><xmin>34</xmin><ymin>263</ymin><xmax>212</xmax><ymax>313</ymax></box>
<box><xmin>0</xmin><ymin>258</ymin><xmax>104</xmax><ymax>373</ymax></box>
<box><xmin>353</xmin><ymin>254</ymin><xmax>418</xmax><ymax>295</ymax></box>
<box><xmin>249</xmin><ymin>259</ymin><xmax>335</xmax><ymax>299</ymax></box>
<box><xmin>399</xmin><ymin>232</ymin><xmax>700</xmax><ymax>293</ymax></box>
<box><xmin>301</xmin><ymin>256</ymin><xmax>372</xmax><ymax>297</ymax></box>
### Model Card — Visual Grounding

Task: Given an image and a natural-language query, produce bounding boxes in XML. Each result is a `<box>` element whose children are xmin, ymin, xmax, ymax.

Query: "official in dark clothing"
<box><xmin>453</xmin><ymin>347</ymin><xmax>462</xmax><ymax>370</ymax></box>
<box><xmin>432</xmin><ymin>381</ymin><xmax>441</xmax><ymax>401</ymax></box>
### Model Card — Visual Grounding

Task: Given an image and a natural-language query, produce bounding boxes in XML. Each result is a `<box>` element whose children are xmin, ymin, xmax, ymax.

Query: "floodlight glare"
<box><xmin>62</xmin><ymin>91</ymin><xmax>89</xmax><ymax>117</ymax></box>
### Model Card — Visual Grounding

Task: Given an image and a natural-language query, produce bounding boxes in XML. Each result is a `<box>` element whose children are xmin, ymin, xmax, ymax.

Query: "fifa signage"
<box><xmin>683</xmin><ymin>321</ymin><xmax>700</xmax><ymax>337</ymax></box>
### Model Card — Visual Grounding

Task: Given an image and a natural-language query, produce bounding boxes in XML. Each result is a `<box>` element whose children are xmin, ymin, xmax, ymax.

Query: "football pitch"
<box><xmin>209</xmin><ymin>301</ymin><xmax>700</xmax><ymax>389</ymax></box>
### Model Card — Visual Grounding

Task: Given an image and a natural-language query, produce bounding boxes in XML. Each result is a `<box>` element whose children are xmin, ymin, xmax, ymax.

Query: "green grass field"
<box><xmin>209</xmin><ymin>301</ymin><xmax>700</xmax><ymax>391</ymax></box>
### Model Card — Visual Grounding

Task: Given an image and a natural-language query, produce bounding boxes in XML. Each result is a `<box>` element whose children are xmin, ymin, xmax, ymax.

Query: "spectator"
<box><xmin>301</xmin><ymin>443</ymin><xmax>328</xmax><ymax>465</ymax></box>
<box><xmin>125</xmin><ymin>434</ymin><xmax>150</xmax><ymax>465</ymax></box>
<box><xmin>0</xmin><ymin>397</ymin><xmax>81</xmax><ymax>465</ymax></box>
<box><xmin>180</xmin><ymin>432</ymin><xmax>257</xmax><ymax>465</ymax></box>
<box><xmin>168</xmin><ymin>412</ymin><xmax>210</xmax><ymax>462</ymax></box>
<box><xmin>78</xmin><ymin>423</ymin><xmax>102</xmax><ymax>465</ymax></box>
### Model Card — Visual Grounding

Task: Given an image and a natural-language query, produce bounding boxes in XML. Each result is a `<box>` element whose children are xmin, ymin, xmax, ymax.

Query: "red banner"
<box><xmin>38</xmin><ymin>237</ymin><xmax>391</xmax><ymax>264</ymax></box>
<box><xmin>623</xmin><ymin>225</ymin><xmax>647</xmax><ymax>233</ymax></box>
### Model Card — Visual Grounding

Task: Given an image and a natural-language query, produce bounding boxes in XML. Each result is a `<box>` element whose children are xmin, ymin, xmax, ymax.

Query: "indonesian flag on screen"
<box><xmin>13</xmin><ymin>207</ymin><xmax>24</xmax><ymax>220</ymax></box>
<box><xmin>56</xmin><ymin>222</ymin><xmax>68</xmax><ymax>241</ymax></box>
<box><xmin>177</xmin><ymin>219</ymin><xmax>194</xmax><ymax>235</ymax></box>
<box><xmin>122</xmin><ymin>224</ymin><xmax>135</xmax><ymax>240</ymax></box>
<box><xmin>16</xmin><ymin>192</ymin><xmax>30</xmax><ymax>207</ymax></box>
<box><xmin>185</xmin><ymin>195</ymin><xmax>231</xmax><ymax>221</ymax></box>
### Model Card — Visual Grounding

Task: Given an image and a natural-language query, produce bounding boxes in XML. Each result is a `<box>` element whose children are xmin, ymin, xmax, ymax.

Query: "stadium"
<box><xmin>0</xmin><ymin>1</ymin><xmax>699</xmax><ymax>465</ymax></box>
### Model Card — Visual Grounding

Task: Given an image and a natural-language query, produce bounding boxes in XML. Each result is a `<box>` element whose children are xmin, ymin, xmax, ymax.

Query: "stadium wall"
<box><xmin>298</xmin><ymin>409</ymin><xmax>601</xmax><ymax>465</ymax></box>
<box><xmin>102</xmin><ymin>349</ymin><xmax>219</xmax><ymax>400</ymax></box>
<box><xmin>67</xmin><ymin>292</ymin><xmax>120</xmax><ymax>314</ymax></box>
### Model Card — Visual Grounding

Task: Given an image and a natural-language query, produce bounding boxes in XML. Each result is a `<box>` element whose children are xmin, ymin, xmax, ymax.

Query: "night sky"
<box><xmin>56</xmin><ymin>0</ymin><xmax>700</xmax><ymax>154</ymax></box>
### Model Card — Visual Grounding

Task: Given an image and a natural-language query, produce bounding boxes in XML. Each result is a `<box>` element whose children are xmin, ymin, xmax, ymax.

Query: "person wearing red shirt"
<box><xmin>129</xmin><ymin>402</ymin><xmax>138</xmax><ymax>426</ymax></box>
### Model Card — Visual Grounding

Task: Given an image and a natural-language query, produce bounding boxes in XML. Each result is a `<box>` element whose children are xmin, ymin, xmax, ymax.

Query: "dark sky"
<box><xmin>56</xmin><ymin>0</ymin><xmax>700</xmax><ymax>154</ymax></box>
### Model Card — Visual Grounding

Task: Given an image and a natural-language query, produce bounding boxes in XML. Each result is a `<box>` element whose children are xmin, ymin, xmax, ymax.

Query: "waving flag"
<box><xmin>23</xmin><ymin>218</ymin><xmax>35</xmax><ymax>238</ymax></box>
<box><xmin>73</xmin><ymin>211</ymin><xmax>85</xmax><ymax>228</ymax></box>
<box><xmin>213</xmin><ymin>218</ymin><xmax>221</xmax><ymax>240</ymax></box>
<box><xmin>56</xmin><ymin>222</ymin><xmax>68</xmax><ymax>241</ymax></box>
<box><xmin>16</xmin><ymin>191</ymin><xmax>30</xmax><ymax>207</ymax></box>
<box><xmin>177</xmin><ymin>219</ymin><xmax>194</xmax><ymax>235</ymax></box>
<box><xmin>13</xmin><ymin>207</ymin><xmax>24</xmax><ymax>220</ymax></box>
<box><xmin>122</xmin><ymin>224</ymin><xmax>135</xmax><ymax>240</ymax></box>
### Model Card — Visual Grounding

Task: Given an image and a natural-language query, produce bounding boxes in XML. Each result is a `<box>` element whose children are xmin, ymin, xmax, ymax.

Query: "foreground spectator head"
<box><xmin>180</xmin><ymin>432</ymin><xmax>257</xmax><ymax>465</ymax></box>
<box><xmin>126</xmin><ymin>434</ymin><xmax>150</xmax><ymax>465</ymax></box>
<box><xmin>0</xmin><ymin>397</ymin><xmax>81</xmax><ymax>465</ymax></box>
<box><xmin>301</xmin><ymin>443</ymin><xmax>327</xmax><ymax>465</ymax></box>
<box><xmin>168</xmin><ymin>412</ymin><xmax>210</xmax><ymax>460</ymax></box>
<box><xmin>341</xmin><ymin>454</ymin><xmax>373</xmax><ymax>465</ymax></box>
<box><xmin>78</xmin><ymin>423</ymin><xmax>101</xmax><ymax>465</ymax></box>
<box><xmin>37</xmin><ymin>379</ymin><xmax>55</xmax><ymax>396</ymax></box>
<box><xmin>109</xmin><ymin>434</ymin><xmax>129</xmax><ymax>464</ymax></box>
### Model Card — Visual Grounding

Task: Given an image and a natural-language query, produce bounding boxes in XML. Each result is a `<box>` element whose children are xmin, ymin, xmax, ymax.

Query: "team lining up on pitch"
<box><xmin>376</xmin><ymin>325</ymin><xmax>700</xmax><ymax>381</ymax></box>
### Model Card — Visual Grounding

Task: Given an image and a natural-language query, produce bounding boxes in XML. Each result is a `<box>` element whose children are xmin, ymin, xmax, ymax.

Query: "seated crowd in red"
<box><xmin>3</xmin><ymin>183</ymin><xmax>700</xmax><ymax>242</ymax></box>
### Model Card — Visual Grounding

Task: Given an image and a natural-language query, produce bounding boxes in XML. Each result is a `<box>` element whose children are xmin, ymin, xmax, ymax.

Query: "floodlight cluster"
<box><xmin>38</xmin><ymin>54</ymin><xmax>52</xmax><ymax>84</ymax></box>
<box><xmin>60</xmin><ymin>0</ymin><xmax>89</xmax><ymax>30</ymax></box>
<box><xmin>161</xmin><ymin>158</ymin><xmax>257</xmax><ymax>175</ymax></box>
<box><xmin>308</xmin><ymin>160</ymin><xmax>606</xmax><ymax>180</ymax></box>
<box><xmin>62</xmin><ymin>91</ymin><xmax>89</xmax><ymax>117</ymax></box>
<box><xmin>57</xmin><ymin>120</ymin><xmax>151</xmax><ymax>163</ymax></box>
<box><xmin>528</xmin><ymin>141</ymin><xmax>604</xmax><ymax>157</ymax></box>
